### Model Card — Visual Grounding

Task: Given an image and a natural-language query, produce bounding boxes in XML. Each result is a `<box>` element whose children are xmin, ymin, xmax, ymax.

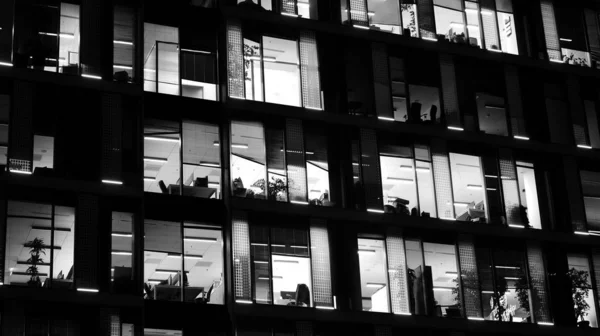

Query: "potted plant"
<box><xmin>567</xmin><ymin>267</ymin><xmax>591</xmax><ymax>327</ymax></box>
<box><xmin>251</xmin><ymin>176</ymin><xmax>289</xmax><ymax>201</ymax></box>
<box><xmin>26</xmin><ymin>237</ymin><xmax>46</xmax><ymax>287</ymax></box>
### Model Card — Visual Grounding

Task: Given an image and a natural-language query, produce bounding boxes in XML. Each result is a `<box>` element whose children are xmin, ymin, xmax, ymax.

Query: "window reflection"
<box><xmin>358</xmin><ymin>238</ymin><xmax>389</xmax><ymax>312</ymax></box>
<box><xmin>434</xmin><ymin>1</ymin><xmax>466</xmax><ymax>43</ymax></box>
<box><xmin>516</xmin><ymin>161</ymin><xmax>541</xmax><ymax>230</ymax></box>
<box><xmin>143</xmin><ymin>120</ymin><xmax>181</xmax><ymax>194</ymax></box>
<box><xmin>306</xmin><ymin>128</ymin><xmax>331</xmax><ymax>206</ymax></box>
<box><xmin>113</xmin><ymin>5</ymin><xmax>136</xmax><ymax>82</ymax></box>
<box><xmin>476</xmin><ymin>93</ymin><xmax>508</xmax><ymax>136</ymax></box>
<box><xmin>4</xmin><ymin>201</ymin><xmax>75</xmax><ymax>289</ymax></box>
<box><xmin>183</xmin><ymin>121</ymin><xmax>221</xmax><ymax>199</ymax></box>
<box><xmin>580</xmin><ymin>170</ymin><xmax>600</xmax><ymax>234</ymax></box>
<box><xmin>231</xmin><ymin>121</ymin><xmax>267</xmax><ymax>199</ymax></box>
<box><xmin>449</xmin><ymin>153</ymin><xmax>487</xmax><ymax>223</ymax></box>
<box><xmin>367</xmin><ymin>0</ymin><xmax>401</xmax><ymax>34</ymax></box>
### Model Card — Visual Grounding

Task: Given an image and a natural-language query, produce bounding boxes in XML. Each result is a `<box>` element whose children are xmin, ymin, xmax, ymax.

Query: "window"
<box><xmin>434</xmin><ymin>0</ymin><xmax>467</xmax><ymax>44</ymax></box>
<box><xmin>516</xmin><ymin>161</ymin><xmax>541</xmax><ymax>230</ymax></box>
<box><xmin>567</xmin><ymin>253</ymin><xmax>598</xmax><ymax>327</ymax></box>
<box><xmin>251</xmin><ymin>226</ymin><xmax>313</xmax><ymax>306</ymax></box>
<box><xmin>113</xmin><ymin>5</ymin><xmax>136</xmax><ymax>83</ymax></box>
<box><xmin>357</xmin><ymin>238</ymin><xmax>390</xmax><ymax>312</ymax></box>
<box><xmin>144</xmin><ymin>23</ymin><xmax>218</xmax><ymax>100</ymax></box>
<box><xmin>33</xmin><ymin>135</ymin><xmax>54</xmax><ymax>171</ymax></box>
<box><xmin>144</xmin><ymin>119</ymin><xmax>222</xmax><ymax>199</ymax></box>
<box><xmin>4</xmin><ymin>201</ymin><xmax>75</xmax><ymax>288</ymax></box>
<box><xmin>236</xmin><ymin>0</ymin><xmax>316</xmax><ymax>19</ymax></box>
<box><xmin>449</xmin><ymin>153</ymin><xmax>488</xmax><ymax>222</ymax></box>
<box><xmin>405</xmin><ymin>240</ymin><xmax>461</xmax><ymax>317</ymax></box>
<box><xmin>111</xmin><ymin>212</ymin><xmax>134</xmax><ymax>293</ymax></box>
<box><xmin>244</xmin><ymin>36</ymin><xmax>301</xmax><ymax>107</ymax></box>
<box><xmin>0</xmin><ymin>94</ymin><xmax>8</xmax><ymax>170</ymax></box>
<box><xmin>580</xmin><ymin>170</ymin><xmax>600</xmax><ymax>234</ymax></box>
<box><xmin>476</xmin><ymin>93</ymin><xmax>508</xmax><ymax>136</ymax></box>
<box><xmin>379</xmin><ymin>138</ymin><xmax>436</xmax><ymax>217</ymax></box>
<box><xmin>477</xmin><ymin>246</ymin><xmax>532</xmax><ymax>323</ymax></box>
<box><xmin>13</xmin><ymin>2</ymin><xmax>81</xmax><ymax>73</ymax></box>
<box><xmin>231</xmin><ymin>120</ymin><xmax>331</xmax><ymax>205</ymax></box>
<box><xmin>143</xmin><ymin>220</ymin><xmax>224</xmax><ymax>304</ymax></box>
<box><xmin>541</xmin><ymin>1</ymin><xmax>590</xmax><ymax>66</ymax></box>
<box><xmin>0</xmin><ymin>2</ymin><xmax>13</xmax><ymax>66</ymax></box>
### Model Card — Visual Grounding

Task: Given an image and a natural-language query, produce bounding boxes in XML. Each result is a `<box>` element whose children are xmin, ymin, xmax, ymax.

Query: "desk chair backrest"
<box><xmin>295</xmin><ymin>283</ymin><xmax>310</xmax><ymax>307</ymax></box>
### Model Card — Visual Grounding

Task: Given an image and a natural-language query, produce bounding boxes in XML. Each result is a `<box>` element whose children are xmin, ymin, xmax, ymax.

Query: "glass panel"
<box><xmin>243</xmin><ymin>37</ymin><xmax>263</xmax><ymax>101</ymax></box>
<box><xmin>416</xmin><ymin>158</ymin><xmax>437</xmax><ymax>217</ymax></box>
<box><xmin>497</xmin><ymin>11</ymin><xmax>519</xmax><ymax>55</ymax></box>
<box><xmin>380</xmin><ymin>155</ymin><xmax>418</xmax><ymax>215</ymax></box>
<box><xmin>581</xmin><ymin>170</ymin><xmax>600</xmax><ymax>232</ymax></box>
<box><xmin>358</xmin><ymin>238</ymin><xmax>390</xmax><ymax>312</ymax></box>
<box><xmin>182</xmin><ymin>121</ymin><xmax>221</xmax><ymax>199</ymax></box>
<box><xmin>143</xmin><ymin>120</ymin><xmax>181</xmax><ymax>194</ymax></box>
<box><xmin>231</xmin><ymin>121</ymin><xmax>267</xmax><ymax>199</ymax></box>
<box><xmin>423</xmin><ymin>242</ymin><xmax>460</xmax><ymax>318</ymax></box>
<box><xmin>144</xmin><ymin>220</ymin><xmax>182</xmax><ymax>301</ymax></box>
<box><xmin>58</xmin><ymin>3</ymin><xmax>80</xmax><ymax>74</ymax></box>
<box><xmin>157</xmin><ymin>42</ymin><xmax>180</xmax><ymax>96</ymax></box>
<box><xmin>270</xmin><ymin>227</ymin><xmax>311</xmax><ymax>307</ymax></box>
<box><xmin>402</xmin><ymin>2</ymin><xmax>419</xmax><ymax>37</ymax></box>
<box><xmin>183</xmin><ymin>224</ymin><xmax>224</xmax><ymax>304</ymax></box>
<box><xmin>143</xmin><ymin>23</ymin><xmax>179</xmax><ymax>93</ymax></box>
<box><xmin>113</xmin><ymin>5</ymin><xmax>136</xmax><ymax>82</ymax></box>
<box><xmin>306</xmin><ymin>129</ymin><xmax>331</xmax><ymax>206</ymax></box>
<box><xmin>464</xmin><ymin>1</ymin><xmax>482</xmax><ymax>47</ymax></box>
<box><xmin>262</xmin><ymin>37</ymin><xmax>301</xmax><ymax>107</ymax></box>
<box><xmin>585</xmin><ymin>100</ymin><xmax>600</xmax><ymax>149</ymax></box>
<box><xmin>450</xmin><ymin>153</ymin><xmax>487</xmax><ymax>223</ymax></box>
<box><xmin>0</xmin><ymin>95</ymin><xmax>8</xmax><ymax>168</ymax></box>
<box><xmin>567</xmin><ymin>254</ymin><xmax>598</xmax><ymax>327</ymax></box>
<box><xmin>181</xmin><ymin>51</ymin><xmax>218</xmax><ymax>100</ymax></box>
<box><xmin>390</xmin><ymin>56</ymin><xmax>408</xmax><ymax>122</ymax></box>
<box><xmin>476</xmin><ymin>93</ymin><xmax>508</xmax><ymax>136</ymax></box>
<box><xmin>4</xmin><ymin>202</ymin><xmax>55</xmax><ymax>288</ymax></box>
<box><xmin>408</xmin><ymin>85</ymin><xmax>441</xmax><ymax>124</ymax></box>
<box><xmin>406</xmin><ymin>240</ymin><xmax>426</xmax><ymax>315</ymax></box>
<box><xmin>368</xmin><ymin>0</ymin><xmax>401</xmax><ymax>34</ymax></box>
<box><xmin>434</xmin><ymin>4</ymin><xmax>466</xmax><ymax>43</ymax></box>
<box><xmin>251</xmin><ymin>226</ymin><xmax>272</xmax><ymax>304</ymax></box>
<box><xmin>266</xmin><ymin>126</ymin><xmax>288</xmax><ymax>202</ymax></box>
<box><xmin>489</xmin><ymin>248</ymin><xmax>531</xmax><ymax>323</ymax></box>
<box><xmin>33</xmin><ymin>135</ymin><xmax>54</xmax><ymax>172</ymax></box>
<box><xmin>516</xmin><ymin>163</ymin><xmax>541</xmax><ymax>230</ymax></box>
<box><xmin>111</xmin><ymin>212</ymin><xmax>134</xmax><ymax>293</ymax></box>
<box><xmin>53</xmin><ymin>206</ymin><xmax>74</xmax><ymax>289</ymax></box>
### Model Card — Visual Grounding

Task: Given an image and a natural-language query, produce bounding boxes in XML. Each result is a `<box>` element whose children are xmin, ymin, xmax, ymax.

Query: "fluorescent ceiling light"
<box><xmin>145</xmin><ymin>136</ymin><xmax>179</xmax><ymax>143</ymax></box>
<box><xmin>387</xmin><ymin>177</ymin><xmax>414</xmax><ymax>183</ymax></box>
<box><xmin>467</xmin><ymin>184</ymin><xmax>483</xmax><ymax>189</ymax></box>
<box><xmin>291</xmin><ymin>200</ymin><xmax>309</xmax><ymax>205</ymax></box>
<box><xmin>422</xmin><ymin>36</ymin><xmax>437</xmax><ymax>42</ymax></box>
<box><xmin>102</xmin><ymin>179</ymin><xmax>123</xmax><ymax>185</ymax></box>
<box><xmin>40</xmin><ymin>32</ymin><xmax>75</xmax><ymax>39</ymax></box>
<box><xmin>213</xmin><ymin>141</ymin><xmax>220</xmax><ymax>146</ymax></box>
<box><xmin>367</xmin><ymin>208</ymin><xmax>384</xmax><ymax>213</ymax></box>
<box><xmin>77</xmin><ymin>288</ymin><xmax>99</xmax><ymax>293</ymax></box>
<box><xmin>445</xmin><ymin>271</ymin><xmax>458</xmax><ymax>276</ymax></box>
<box><xmin>82</xmin><ymin>74</ymin><xmax>102</xmax><ymax>80</ymax></box>
<box><xmin>358</xmin><ymin>249</ymin><xmax>376</xmax><ymax>254</ymax></box>
<box><xmin>155</xmin><ymin>269</ymin><xmax>179</xmax><ymax>275</ymax></box>
<box><xmin>251</xmin><ymin>243</ymin><xmax>268</xmax><ymax>247</ymax></box>
<box><xmin>588</xmin><ymin>230</ymin><xmax>600</xmax><ymax>236</ymax></box>
<box><xmin>454</xmin><ymin>202</ymin><xmax>469</xmax><ymax>206</ymax></box>
<box><xmin>114</xmin><ymin>40</ymin><xmax>134</xmax><ymax>45</ymax></box>
<box><xmin>399</xmin><ymin>165</ymin><xmax>413</xmax><ymax>171</ymax></box>
<box><xmin>305</xmin><ymin>151</ymin><xmax>315</xmax><ymax>155</ymax></box>
<box><xmin>485</xmin><ymin>105</ymin><xmax>504</xmax><ymax>110</ymax></box>
<box><xmin>441</xmin><ymin>217</ymin><xmax>456</xmax><ymax>221</ymax></box>
<box><xmin>508</xmin><ymin>224</ymin><xmax>525</xmax><ymax>229</ymax></box>
<box><xmin>464</xmin><ymin>8</ymin><xmax>478</xmax><ymax>14</ymax></box>
<box><xmin>353</xmin><ymin>24</ymin><xmax>369</xmax><ymax>30</ymax></box>
<box><xmin>394</xmin><ymin>312</ymin><xmax>412</xmax><ymax>315</ymax></box>
<box><xmin>144</xmin><ymin>68</ymin><xmax>156</xmax><ymax>72</ymax></box>
<box><xmin>113</xmin><ymin>65</ymin><xmax>133</xmax><ymax>70</ymax></box>
<box><xmin>433</xmin><ymin>287</ymin><xmax>453</xmax><ymax>292</ymax></box>
<box><xmin>577</xmin><ymin>144</ymin><xmax>592</xmax><ymax>149</ymax></box>
<box><xmin>253</xmin><ymin>260</ymin><xmax>269</xmax><ymax>264</ymax></box>
<box><xmin>480</xmin><ymin>10</ymin><xmax>494</xmax><ymax>16</ymax></box>
<box><xmin>111</xmin><ymin>251</ymin><xmax>132</xmax><ymax>256</ymax></box>
<box><xmin>378</xmin><ymin>116</ymin><xmax>394</xmax><ymax>121</ymax></box>
<box><xmin>184</xmin><ymin>237</ymin><xmax>218</xmax><ymax>243</ymax></box>
<box><xmin>271</xmin><ymin>244</ymin><xmax>285</xmax><ymax>248</ymax></box>
<box><xmin>111</xmin><ymin>232</ymin><xmax>133</xmax><ymax>237</ymax></box>
<box><xmin>495</xmin><ymin>266</ymin><xmax>520</xmax><ymax>270</ymax></box>
<box><xmin>144</xmin><ymin>177</ymin><xmax>156</xmax><ymax>181</ymax></box>
<box><xmin>514</xmin><ymin>135</ymin><xmax>529</xmax><ymax>140</ymax></box>
<box><xmin>538</xmin><ymin>322</ymin><xmax>554</xmax><ymax>326</ymax></box>
<box><xmin>316</xmin><ymin>306</ymin><xmax>335</xmax><ymax>310</ymax></box>
<box><xmin>273</xmin><ymin>259</ymin><xmax>299</xmax><ymax>264</ymax></box>
<box><xmin>559</xmin><ymin>38</ymin><xmax>572</xmax><ymax>42</ymax></box>
<box><xmin>236</xmin><ymin>300</ymin><xmax>253</xmax><ymax>304</ymax></box>
<box><xmin>10</xmin><ymin>170</ymin><xmax>32</xmax><ymax>175</ymax></box>
<box><xmin>366</xmin><ymin>283</ymin><xmax>385</xmax><ymax>288</ymax></box>
<box><xmin>258</xmin><ymin>276</ymin><xmax>270</xmax><ymax>280</ymax></box>
<box><xmin>231</xmin><ymin>143</ymin><xmax>248</xmax><ymax>149</ymax></box>
<box><xmin>575</xmin><ymin>231</ymin><xmax>590</xmax><ymax>235</ymax></box>
<box><xmin>290</xmin><ymin>245</ymin><xmax>308</xmax><ymax>249</ymax></box>
<box><xmin>0</xmin><ymin>62</ymin><xmax>13</xmax><ymax>67</ymax></box>
<box><xmin>147</xmin><ymin>280</ymin><xmax>162</xmax><ymax>284</ymax></box>
<box><xmin>550</xmin><ymin>59</ymin><xmax>564</xmax><ymax>63</ymax></box>
<box><xmin>486</xmin><ymin>187</ymin><xmax>497</xmax><ymax>191</ymax></box>
<box><xmin>416</xmin><ymin>167</ymin><xmax>430</xmax><ymax>172</ymax></box>
<box><xmin>186</xmin><ymin>255</ymin><xmax>203</xmax><ymax>260</ymax></box>
<box><xmin>305</xmin><ymin>106</ymin><xmax>322</xmax><ymax>111</ymax></box>
<box><xmin>468</xmin><ymin>317</ymin><xmax>485</xmax><ymax>321</ymax></box>
<box><xmin>504</xmin><ymin>277</ymin><xmax>520</xmax><ymax>280</ymax></box>
<box><xmin>484</xmin><ymin>175</ymin><xmax>497</xmax><ymax>178</ymax></box>
<box><xmin>144</xmin><ymin>157</ymin><xmax>168</xmax><ymax>163</ymax></box>
<box><xmin>447</xmin><ymin>126</ymin><xmax>464</xmax><ymax>131</ymax></box>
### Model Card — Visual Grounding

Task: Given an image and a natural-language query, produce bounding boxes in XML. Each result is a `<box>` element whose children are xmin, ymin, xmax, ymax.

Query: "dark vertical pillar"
<box><xmin>80</xmin><ymin>0</ymin><xmax>109</xmax><ymax>78</ymax></box>
<box><xmin>8</xmin><ymin>81</ymin><xmax>33</xmax><ymax>173</ymax></box>
<box><xmin>75</xmin><ymin>194</ymin><xmax>100</xmax><ymax>290</ymax></box>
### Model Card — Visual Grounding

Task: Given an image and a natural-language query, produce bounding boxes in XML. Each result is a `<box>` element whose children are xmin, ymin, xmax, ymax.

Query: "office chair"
<box><xmin>295</xmin><ymin>284</ymin><xmax>310</xmax><ymax>307</ymax></box>
<box><xmin>194</xmin><ymin>177</ymin><xmax>209</xmax><ymax>188</ymax></box>
<box><xmin>158</xmin><ymin>180</ymin><xmax>169</xmax><ymax>194</ymax></box>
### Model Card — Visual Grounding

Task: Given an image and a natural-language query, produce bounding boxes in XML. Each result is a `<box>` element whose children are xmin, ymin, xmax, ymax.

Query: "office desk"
<box><xmin>168</xmin><ymin>185</ymin><xmax>216</xmax><ymax>198</ymax></box>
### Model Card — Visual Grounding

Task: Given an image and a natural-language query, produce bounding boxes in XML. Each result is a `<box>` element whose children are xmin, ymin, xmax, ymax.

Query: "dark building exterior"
<box><xmin>1</xmin><ymin>0</ymin><xmax>600</xmax><ymax>335</ymax></box>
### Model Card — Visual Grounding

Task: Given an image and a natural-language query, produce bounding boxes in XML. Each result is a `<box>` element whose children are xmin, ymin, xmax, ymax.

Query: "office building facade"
<box><xmin>0</xmin><ymin>0</ymin><xmax>600</xmax><ymax>335</ymax></box>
